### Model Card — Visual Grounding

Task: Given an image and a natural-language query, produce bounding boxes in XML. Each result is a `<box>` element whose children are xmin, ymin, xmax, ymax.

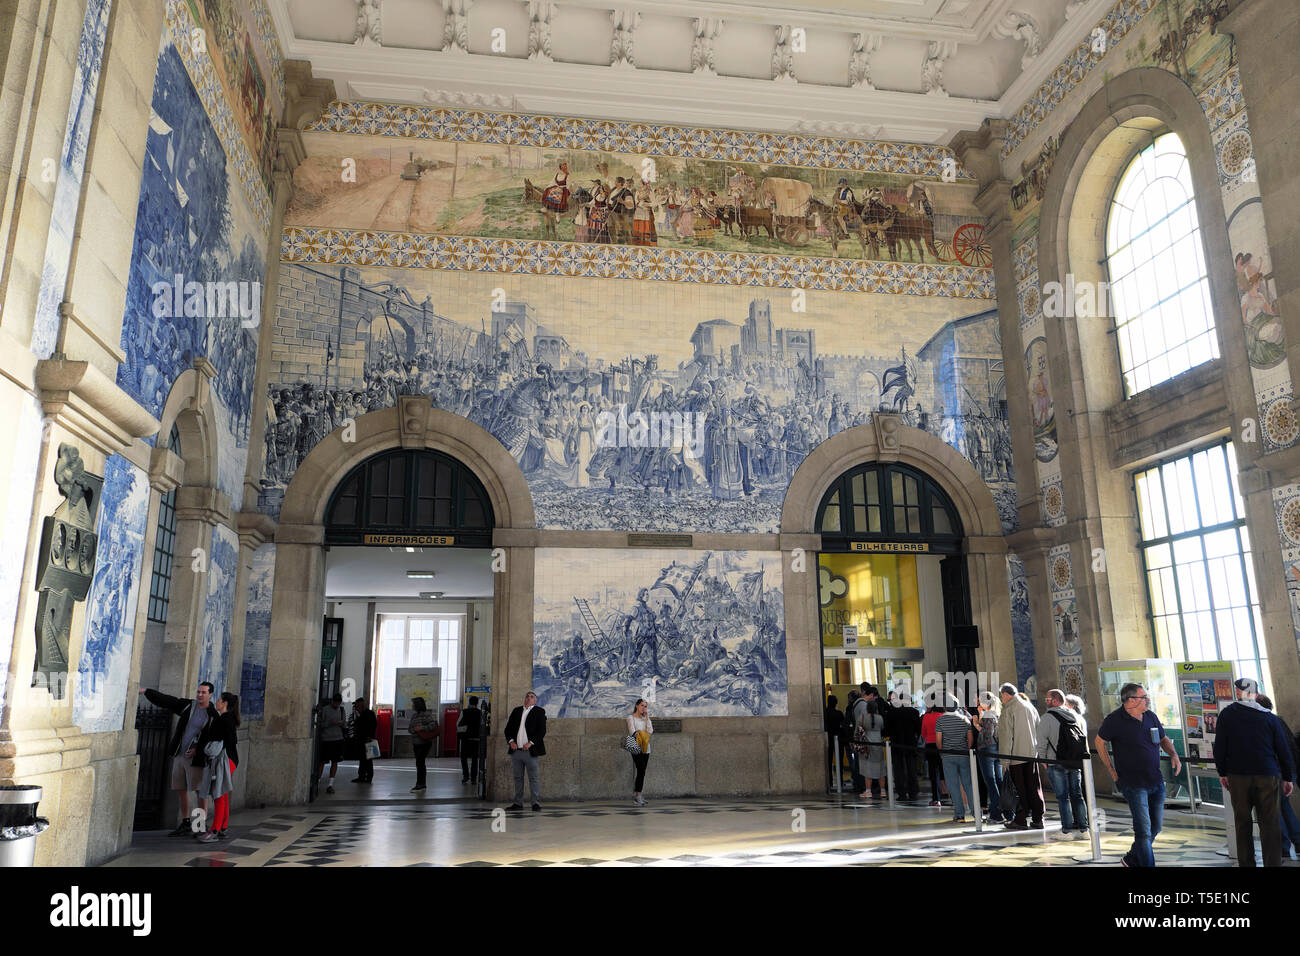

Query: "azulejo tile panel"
<box><xmin>307</xmin><ymin>102</ymin><xmax>974</xmax><ymax>180</ymax></box>
<box><xmin>165</xmin><ymin>0</ymin><xmax>272</xmax><ymax>234</ymax></box>
<box><xmin>280</xmin><ymin>227</ymin><xmax>995</xmax><ymax>298</ymax></box>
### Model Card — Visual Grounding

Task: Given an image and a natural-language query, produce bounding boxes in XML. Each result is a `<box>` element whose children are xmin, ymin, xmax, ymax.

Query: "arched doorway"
<box><xmin>814</xmin><ymin>460</ymin><xmax>974</xmax><ymax>704</ymax></box>
<box><xmin>248</xmin><ymin>400</ymin><xmax>532</xmax><ymax>807</ymax></box>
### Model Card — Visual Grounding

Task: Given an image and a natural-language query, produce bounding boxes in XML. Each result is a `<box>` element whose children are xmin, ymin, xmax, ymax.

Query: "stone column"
<box><xmin>246</xmin><ymin>526</ymin><xmax>326</xmax><ymax>806</ymax></box>
<box><xmin>487</xmin><ymin>544</ymin><xmax>534</xmax><ymax>803</ymax></box>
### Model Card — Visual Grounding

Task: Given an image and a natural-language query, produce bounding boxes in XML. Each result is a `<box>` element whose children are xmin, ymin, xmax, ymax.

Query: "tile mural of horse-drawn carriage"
<box><xmin>287</xmin><ymin>130</ymin><xmax>993</xmax><ymax>267</ymax></box>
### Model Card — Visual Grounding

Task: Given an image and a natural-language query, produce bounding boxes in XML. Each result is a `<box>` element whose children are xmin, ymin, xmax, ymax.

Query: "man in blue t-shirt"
<box><xmin>1095</xmin><ymin>682</ymin><xmax>1182</xmax><ymax>867</ymax></box>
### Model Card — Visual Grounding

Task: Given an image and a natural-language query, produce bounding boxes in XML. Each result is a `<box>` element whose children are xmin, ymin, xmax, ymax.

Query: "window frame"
<box><xmin>373</xmin><ymin>612</ymin><xmax>465</xmax><ymax>706</ymax></box>
<box><xmin>816</xmin><ymin>462</ymin><xmax>963</xmax><ymax>553</ymax></box>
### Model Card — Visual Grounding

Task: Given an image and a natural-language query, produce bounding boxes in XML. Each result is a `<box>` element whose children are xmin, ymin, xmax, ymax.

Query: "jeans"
<box><xmin>413</xmin><ymin>741</ymin><xmax>432</xmax><ymax>788</ymax></box>
<box><xmin>1281</xmin><ymin>791</ymin><xmax>1300</xmax><ymax>855</ymax></box>
<box><xmin>1120</xmin><ymin>780</ymin><xmax>1166</xmax><ymax>867</ymax></box>
<box><xmin>1047</xmin><ymin>764</ymin><xmax>1088</xmax><ymax>831</ymax></box>
<box><xmin>978</xmin><ymin>756</ymin><xmax>1003</xmax><ymax>820</ymax></box>
<box><xmin>940</xmin><ymin>754</ymin><xmax>974</xmax><ymax>819</ymax></box>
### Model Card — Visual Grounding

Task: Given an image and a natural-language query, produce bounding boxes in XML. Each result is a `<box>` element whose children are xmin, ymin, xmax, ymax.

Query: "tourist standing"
<box><xmin>628</xmin><ymin>697</ymin><xmax>654</xmax><ymax>805</ymax></box>
<box><xmin>824</xmin><ymin>694</ymin><xmax>846</xmax><ymax>787</ymax></box>
<box><xmin>1038</xmin><ymin>688</ymin><xmax>1089</xmax><ymax>840</ymax></box>
<box><xmin>891</xmin><ymin>693</ymin><xmax>922</xmax><ymax>801</ymax></box>
<box><xmin>316</xmin><ymin>692</ymin><xmax>346</xmax><ymax>794</ymax></box>
<box><xmin>196</xmin><ymin>692</ymin><xmax>240</xmax><ymax>843</ymax></box>
<box><xmin>1095</xmin><ymin>682</ymin><xmax>1181</xmax><ymax>867</ymax></box>
<box><xmin>998</xmin><ymin>683</ymin><xmax>1045</xmax><ymax>830</ymax></box>
<box><xmin>845</xmin><ymin>690</ymin><xmax>867</xmax><ymax>795</ymax></box>
<box><xmin>408</xmin><ymin>697</ymin><xmax>439</xmax><ymax>793</ymax></box>
<box><xmin>351</xmin><ymin>697</ymin><xmax>377</xmax><ymax>784</ymax></box>
<box><xmin>1256</xmin><ymin>696</ymin><xmax>1300</xmax><ymax>859</ymax></box>
<box><xmin>140</xmin><ymin>682</ymin><xmax>217</xmax><ymax>836</ymax></box>
<box><xmin>504</xmin><ymin>691</ymin><xmax>547</xmax><ymax>811</ymax></box>
<box><xmin>458</xmin><ymin>696</ymin><xmax>483</xmax><ymax>785</ymax></box>
<box><xmin>1213</xmin><ymin>679</ymin><xmax>1295</xmax><ymax>867</ymax></box>
<box><xmin>974</xmin><ymin>691</ymin><xmax>1005</xmax><ymax>823</ymax></box>
<box><xmin>860</xmin><ymin>700</ymin><xmax>886</xmax><ymax>799</ymax></box>
<box><xmin>935</xmin><ymin>695</ymin><xmax>975</xmax><ymax>822</ymax></box>
<box><xmin>921</xmin><ymin>699</ymin><xmax>944</xmax><ymax>807</ymax></box>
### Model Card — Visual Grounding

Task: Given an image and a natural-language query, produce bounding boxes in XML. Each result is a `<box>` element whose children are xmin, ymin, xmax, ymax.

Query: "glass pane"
<box><xmin>821</xmin><ymin>505</ymin><xmax>841</xmax><ymax>533</ymax></box>
<box><xmin>853</xmin><ymin>505</ymin><xmax>867</xmax><ymax>532</ymax></box>
<box><xmin>932</xmin><ymin>505</ymin><xmax>953</xmax><ymax>536</ymax></box>
<box><xmin>851</xmin><ymin>473</ymin><xmax>865</xmax><ymax>507</ymax></box>
<box><xmin>865</xmin><ymin>473</ymin><xmax>879</xmax><ymax>504</ymax></box>
<box><xmin>868</xmin><ymin>505</ymin><xmax>881</xmax><ymax>534</ymax></box>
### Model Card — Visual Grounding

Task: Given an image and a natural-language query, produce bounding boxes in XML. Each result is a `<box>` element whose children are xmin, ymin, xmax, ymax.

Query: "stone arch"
<box><xmin>279</xmin><ymin>402</ymin><xmax>534</xmax><ymax>529</ymax></box>
<box><xmin>779</xmin><ymin>422</ymin><xmax>1013</xmax><ymax>687</ymax></box>
<box><xmin>156</xmin><ymin>366</ymin><xmax>220</xmax><ymax>489</ymax></box>
<box><xmin>251</xmin><ymin>400</ymin><xmax>532</xmax><ymax>806</ymax></box>
<box><xmin>782</xmin><ymin>422</ymin><xmax>1003</xmax><ymax>540</ymax></box>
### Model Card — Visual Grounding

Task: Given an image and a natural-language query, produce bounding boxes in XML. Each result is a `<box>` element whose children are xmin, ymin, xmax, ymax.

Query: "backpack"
<box><xmin>1050</xmin><ymin>711</ymin><xmax>1087</xmax><ymax>765</ymax></box>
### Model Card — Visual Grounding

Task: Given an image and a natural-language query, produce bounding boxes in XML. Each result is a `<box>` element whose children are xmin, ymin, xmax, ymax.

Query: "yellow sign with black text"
<box><xmin>362</xmin><ymin>534</ymin><xmax>455</xmax><ymax>546</ymax></box>
<box><xmin>850</xmin><ymin>541</ymin><xmax>929</xmax><ymax>553</ymax></box>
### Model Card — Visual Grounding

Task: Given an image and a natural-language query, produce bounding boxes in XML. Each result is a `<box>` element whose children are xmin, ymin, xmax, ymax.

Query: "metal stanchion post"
<box><xmin>885</xmin><ymin>739</ymin><xmax>896</xmax><ymax>810</ymax></box>
<box><xmin>1075</xmin><ymin>757</ymin><xmax>1118</xmax><ymax>863</ymax></box>
<box><xmin>969</xmin><ymin>748</ymin><xmax>982</xmax><ymax>832</ymax></box>
<box><xmin>834</xmin><ymin>741</ymin><xmax>843</xmax><ymax>794</ymax></box>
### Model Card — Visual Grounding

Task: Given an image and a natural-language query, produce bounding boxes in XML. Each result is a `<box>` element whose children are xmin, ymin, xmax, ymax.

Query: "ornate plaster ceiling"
<box><xmin>270</xmin><ymin>0</ymin><xmax>1106</xmax><ymax>143</ymax></box>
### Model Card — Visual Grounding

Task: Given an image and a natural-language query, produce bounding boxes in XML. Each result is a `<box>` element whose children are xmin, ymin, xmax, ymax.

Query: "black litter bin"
<box><xmin>0</xmin><ymin>785</ymin><xmax>49</xmax><ymax>867</ymax></box>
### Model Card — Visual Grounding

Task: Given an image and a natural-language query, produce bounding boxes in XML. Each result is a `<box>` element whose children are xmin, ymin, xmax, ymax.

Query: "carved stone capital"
<box><xmin>149</xmin><ymin>444</ymin><xmax>185</xmax><ymax>493</ymax></box>
<box><xmin>237</xmin><ymin>511</ymin><xmax>278</xmax><ymax>554</ymax></box>
<box><xmin>949</xmin><ymin>119</ymin><xmax>1010</xmax><ymax>188</ymax></box>
<box><xmin>35</xmin><ymin>359</ymin><xmax>159</xmax><ymax>456</ymax></box>
<box><xmin>174</xmin><ymin>485</ymin><xmax>232</xmax><ymax>527</ymax></box>
<box><xmin>282</xmin><ymin>60</ymin><xmax>337</xmax><ymax>130</ymax></box>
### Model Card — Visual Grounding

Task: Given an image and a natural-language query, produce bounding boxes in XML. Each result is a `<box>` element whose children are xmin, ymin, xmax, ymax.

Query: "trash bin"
<box><xmin>0</xmin><ymin>785</ymin><xmax>49</xmax><ymax>867</ymax></box>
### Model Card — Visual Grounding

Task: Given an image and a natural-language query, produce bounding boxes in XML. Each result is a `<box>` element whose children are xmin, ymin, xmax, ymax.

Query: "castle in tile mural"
<box><xmin>533</xmin><ymin>549</ymin><xmax>785</xmax><ymax>718</ymax></box>
<box><xmin>261</xmin><ymin>266</ymin><xmax>1016</xmax><ymax>533</ymax></box>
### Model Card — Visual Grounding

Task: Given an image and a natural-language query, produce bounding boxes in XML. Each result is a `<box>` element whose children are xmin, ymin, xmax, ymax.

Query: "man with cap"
<box><xmin>997</xmin><ymin>682</ymin><xmax>1045</xmax><ymax>829</ymax></box>
<box><xmin>1096</xmin><ymin>682</ymin><xmax>1181</xmax><ymax>866</ymax></box>
<box><xmin>1213</xmin><ymin>678</ymin><xmax>1295</xmax><ymax>867</ymax></box>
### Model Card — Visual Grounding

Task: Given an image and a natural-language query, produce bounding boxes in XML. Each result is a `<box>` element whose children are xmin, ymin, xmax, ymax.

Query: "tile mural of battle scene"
<box><xmin>287</xmin><ymin>132</ymin><xmax>993</xmax><ymax>266</ymax></box>
<box><xmin>533</xmin><ymin>549</ymin><xmax>785</xmax><ymax>718</ymax></box>
<box><xmin>261</xmin><ymin>267</ymin><xmax>1015</xmax><ymax>533</ymax></box>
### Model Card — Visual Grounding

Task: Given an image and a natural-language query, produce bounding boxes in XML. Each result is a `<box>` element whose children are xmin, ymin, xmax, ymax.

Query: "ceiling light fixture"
<box><xmin>406</xmin><ymin>571</ymin><xmax>436</xmax><ymax>579</ymax></box>
<box><xmin>419</xmin><ymin>591</ymin><xmax>444</xmax><ymax>599</ymax></box>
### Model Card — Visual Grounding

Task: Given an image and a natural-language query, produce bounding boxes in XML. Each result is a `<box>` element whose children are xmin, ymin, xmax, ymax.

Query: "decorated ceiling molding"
<box><xmin>268</xmin><ymin>0</ymin><xmax>1115</xmax><ymax>144</ymax></box>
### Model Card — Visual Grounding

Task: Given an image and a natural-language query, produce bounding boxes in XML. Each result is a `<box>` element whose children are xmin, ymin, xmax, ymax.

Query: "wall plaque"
<box><xmin>627</xmin><ymin>533</ymin><xmax>693</xmax><ymax>548</ymax></box>
<box><xmin>33</xmin><ymin>444</ymin><xmax>102</xmax><ymax>696</ymax></box>
<box><xmin>651</xmin><ymin>718</ymin><xmax>682</xmax><ymax>733</ymax></box>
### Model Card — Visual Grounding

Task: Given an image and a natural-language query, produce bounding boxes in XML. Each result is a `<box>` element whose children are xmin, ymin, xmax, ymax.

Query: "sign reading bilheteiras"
<box><xmin>33</xmin><ymin>444</ymin><xmax>102</xmax><ymax>696</ymax></box>
<box><xmin>362</xmin><ymin>533</ymin><xmax>454</xmax><ymax>546</ymax></box>
<box><xmin>850</xmin><ymin>541</ymin><xmax>929</xmax><ymax>553</ymax></box>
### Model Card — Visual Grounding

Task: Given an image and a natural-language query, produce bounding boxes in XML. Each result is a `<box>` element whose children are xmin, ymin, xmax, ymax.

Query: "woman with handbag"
<box><xmin>626</xmin><ymin>698</ymin><xmax>654</xmax><ymax>806</ymax></box>
<box><xmin>196</xmin><ymin>692</ymin><xmax>239</xmax><ymax>843</ymax></box>
<box><xmin>859</xmin><ymin>700</ymin><xmax>886</xmax><ymax>799</ymax></box>
<box><xmin>408</xmin><ymin>697</ymin><xmax>439</xmax><ymax>793</ymax></box>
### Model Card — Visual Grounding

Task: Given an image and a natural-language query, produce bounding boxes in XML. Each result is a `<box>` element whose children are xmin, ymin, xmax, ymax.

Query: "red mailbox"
<box><xmin>442</xmin><ymin>705</ymin><xmax>460</xmax><ymax>756</ymax></box>
<box><xmin>376</xmin><ymin>706</ymin><xmax>393</xmax><ymax>757</ymax></box>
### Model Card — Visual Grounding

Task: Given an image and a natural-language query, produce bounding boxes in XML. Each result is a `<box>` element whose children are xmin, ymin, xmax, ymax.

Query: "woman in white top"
<box><xmin>628</xmin><ymin>697</ymin><xmax>654</xmax><ymax>806</ymax></box>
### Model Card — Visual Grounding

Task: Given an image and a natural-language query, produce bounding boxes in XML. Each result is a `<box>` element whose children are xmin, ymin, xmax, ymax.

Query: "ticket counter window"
<box><xmin>819</xmin><ymin>552</ymin><xmax>922</xmax><ymax>650</ymax></box>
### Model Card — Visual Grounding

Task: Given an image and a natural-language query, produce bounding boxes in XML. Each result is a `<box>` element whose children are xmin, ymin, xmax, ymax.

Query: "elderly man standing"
<box><xmin>997</xmin><ymin>683</ymin><xmax>1044</xmax><ymax>830</ymax></box>
<box><xmin>1096</xmin><ymin>682</ymin><xmax>1181</xmax><ymax>867</ymax></box>
<box><xmin>504</xmin><ymin>691</ymin><xmax>547</xmax><ymax>811</ymax></box>
<box><xmin>1213</xmin><ymin>678</ymin><xmax>1295</xmax><ymax>867</ymax></box>
<box><xmin>1038</xmin><ymin>688</ymin><xmax>1089</xmax><ymax>840</ymax></box>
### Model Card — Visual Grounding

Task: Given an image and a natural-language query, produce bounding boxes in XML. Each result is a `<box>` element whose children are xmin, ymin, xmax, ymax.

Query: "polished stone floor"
<box><xmin>104</xmin><ymin>759</ymin><xmax>1298</xmax><ymax>868</ymax></box>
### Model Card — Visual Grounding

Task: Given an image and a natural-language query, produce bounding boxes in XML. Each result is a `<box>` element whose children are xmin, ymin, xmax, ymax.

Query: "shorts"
<box><xmin>319</xmin><ymin>739</ymin><xmax>344</xmax><ymax>762</ymax></box>
<box><xmin>170</xmin><ymin>754</ymin><xmax>203</xmax><ymax>792</ymax></box>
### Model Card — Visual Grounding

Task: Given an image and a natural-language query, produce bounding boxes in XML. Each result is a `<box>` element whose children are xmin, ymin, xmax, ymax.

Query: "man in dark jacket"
<box><xmin>1213</xmin><ymin>678</ymin><xmax>1296</xmax><ymax>867</ymax></box>
<box><xmin>350</xmin><ymin>697</ymin><xmax>378</xmax><ymax>784</ymax></box>
<box><xmin>890</xmin><ymin>692</ymin><xmax>923</xmax><ymax>801</ymax></box>
<box><xmin>458</xmin><ymin>696</ymin><xmax>483</xmax><ymax>785</ymax></box>
<box><xmin>139</xmin><ymin>682</ymin><xmax>217</xmax><ymax>836</ymax></box>
<box><xmin>504</xmin><ymin>691</ymin><xmax>546</xmax><ymax>811</ymax></box>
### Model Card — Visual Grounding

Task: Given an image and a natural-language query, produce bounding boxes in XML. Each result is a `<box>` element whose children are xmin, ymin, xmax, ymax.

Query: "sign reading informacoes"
<box><xmin>363</xmin><ymin>534</ymin><xmax>455</xmax><ymax>546</ymax></box>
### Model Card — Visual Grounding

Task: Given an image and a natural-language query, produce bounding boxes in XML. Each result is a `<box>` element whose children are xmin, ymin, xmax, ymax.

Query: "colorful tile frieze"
<box><xmin>279</xmin><ymin>227</ymin><xmax>996</xmax><ymax>298</ymax></box>
<box><xmin>165</xmin><ymin>0</ymin><xmax>273</xmax><ymax>234</ymax></box>
<box><xmin>306</xmin><ymin>101</ymin><xmax>975</xmax><ymax>181</ymax></box>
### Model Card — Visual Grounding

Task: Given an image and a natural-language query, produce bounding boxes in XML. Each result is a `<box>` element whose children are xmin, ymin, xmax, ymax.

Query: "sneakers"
<box><xmin>507</xmin><ymin>803</ymin><xmax>524</xmax><ymax>811</ymax></box>
<box><xmin>196</xmin><ymin>831</ymin><xmax>220</xmax><ymax>843</ymax></box>
<box><xmin>325</xmin><ymin>785</ymin><xmax>335</xmax><ymax>794</ymax></box>
<box><xmin>1030</xmin><ymin>820</ymin><xmax>1045</xmax><ymax>830</ymax></box>
<box><xmin>1073</xmin><ymin>830</ymin><xmax>1088</xmax><ymax>841</ymax></box>
<box><xmin>217</xmin><ymin>830</ymin><xmax>227</xmax><ymax>841</ymax></box>
<box><xmin>928</xmin><ymin>800</ymin><xmax>941</xmax><ymax>808</ymax></box>
<box><xmin>1004</xmin><ymin>821</ymin><xmax>1028</xmax><ymax>831</ymax></box>
<box><xmin>531</xmin><ymin>803</ymin><xmax>542</xmax><ymax>811</ymax></box>
<box><xmin>410</xmin><ymin>785</ymin><xmax>426</xmax><ymax>792</ymax></box>
<box><xmin>167</xmin><ymin>821</ymin><xmax>191</xmax><ymax>837</ymax></box>
<box><xmin>951</xmin><ymin>816</ymin><xmax>967</xmax><ymax>824</ymax></box>
<box><xmin>635</xmin><ymin>795</ymin><xmax>647</xmax><ymax>806</ymax></box>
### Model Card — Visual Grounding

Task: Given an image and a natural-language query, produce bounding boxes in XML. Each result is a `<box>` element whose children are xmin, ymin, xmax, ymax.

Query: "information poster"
<box><xmin>1176</xmin><ymin>660</ymin><xmax>1234</xmax><ymax>773</ymax></box>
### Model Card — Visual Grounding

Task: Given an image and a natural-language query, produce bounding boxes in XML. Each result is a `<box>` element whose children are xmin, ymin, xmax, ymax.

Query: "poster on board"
<box><xmin>1177</xmin><ymin>660</ymin><xmax>1234</xmax><ymax>773</ymax></box>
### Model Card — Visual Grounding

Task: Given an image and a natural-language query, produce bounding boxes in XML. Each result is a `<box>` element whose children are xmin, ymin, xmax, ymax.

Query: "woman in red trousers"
<box><xmin>197</xmin><ymin>692</ymin><xmax>240</xmax><ymax>842</ymax></box>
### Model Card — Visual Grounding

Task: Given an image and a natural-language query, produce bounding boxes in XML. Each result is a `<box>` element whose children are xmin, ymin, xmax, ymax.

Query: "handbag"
<box><xmin>622</xmin><ymin>734</ymin><xmax>642</xmax><ymax>755</ymax></box>
<box><xmin>999</xmin><ymin>775</ymin><xmax>1019</xmax><ymax>817</ymax></box>
<box><xmin>364</xmin><ymin>740</ymin><xmax>381</xmax><ymax>759</ymax></box>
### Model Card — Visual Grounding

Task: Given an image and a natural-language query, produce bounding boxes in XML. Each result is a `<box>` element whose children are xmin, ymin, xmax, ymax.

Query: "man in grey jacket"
<box><xmin>1038</xmin><ymin>688</ymin><xmax>1089</xmax><ymax>839</ymax></box>
<box><xmin>998</xmin><ymin>683</ymin><xmax>1044</xmax><ymax>829</ymax></box>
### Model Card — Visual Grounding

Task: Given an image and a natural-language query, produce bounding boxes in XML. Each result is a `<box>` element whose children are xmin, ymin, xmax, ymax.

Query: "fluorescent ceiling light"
<box><xmin>406</xmin><ymin>571</ymin><xmax>436</xmax><ymax>579</ymax></box>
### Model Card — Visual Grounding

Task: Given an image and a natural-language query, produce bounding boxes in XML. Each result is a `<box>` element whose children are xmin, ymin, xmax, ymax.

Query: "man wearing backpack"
<box><xmin>1038</xmin><ymin>688</ymin><xmax>1089</xmax><ymax>840</ymax></box>
<box><xmin>842</xmin><ymin>690</ymin><xmax>866</xmax><ymax>795</ymax></box>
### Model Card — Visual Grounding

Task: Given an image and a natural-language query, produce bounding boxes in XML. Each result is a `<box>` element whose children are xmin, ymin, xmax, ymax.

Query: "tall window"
<box><xmin>1134</xmin><ymin>442</ymin><xmax>1268</xmax><ymax>688</ymax></box>
<box><xmin>146</xmin><ymin>426</ymin><xmax>181</xmax><ymax>623</ymax></box>
<box><xmin>1106</xmin><ymin>132</ymin><xmax>1217</xmax><ymax>397</ymax></box>
<box><xmin>374</xmin><ymin>614</ymin><xmax>463</xmax><ymax>706</ymax></box>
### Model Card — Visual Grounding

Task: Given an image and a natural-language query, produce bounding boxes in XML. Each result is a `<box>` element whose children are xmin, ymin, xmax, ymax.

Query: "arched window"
<box><xmin>325</xmin><ymin>448</ymin><xmax>494</xmax><ymax>546</ymax></box>
<box><xmin>146</xmin><ymin>425</ymin><xmax>181</xmax><ymax>624</ymax></box>
<box><xmin>816</xmin><ymin>462</ymin><xmax>962</xmax><ymax>551</ymax></box>
<box><xmin>1106</xmin><ymin>132</ymin><xmax>1217</xmax><ymax>396</ymax></box>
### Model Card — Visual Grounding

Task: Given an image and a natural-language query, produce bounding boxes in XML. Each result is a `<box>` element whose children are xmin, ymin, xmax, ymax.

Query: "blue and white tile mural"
<box><xmin>199</xmin><ymin>525</ymin><xmax>239</xmax><ymax>696</ymax></box>
<box><xmin>30</xmin><ymin>0</ymin><xmax>112</xmax><ymax>359</ymax></box>
<box><xmin>74</xmin><ymin>456</ymin><xmax>149</xmax><ymax>733</ymax></box>
<box><xmin>1007</xmin><ymin>553</ymin><xmax>1036</xmax><ymax>696</ymax></box>
<box><xmin>262</xmin><ymin>267</ymin><xmax>1014</xmax><ymax>533</ymax></box>
<box><xmin>117</xmin><ymin>37</ymin><xmax>264</xmax><ymax>502</ymax></box>
<box><xmin>0</xmin><ymin>397</ymin><xmax>46</xmax><ymax>720</ymax></box>
<box><xmin>240</xmin><ymin>544</ymin><xmax>275</xmax><ymax>719</ymax></box>
<box><xmin>533</xmin><ymin>548</ymin><xmax>786</xmax><ymax>717</ymax></box>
